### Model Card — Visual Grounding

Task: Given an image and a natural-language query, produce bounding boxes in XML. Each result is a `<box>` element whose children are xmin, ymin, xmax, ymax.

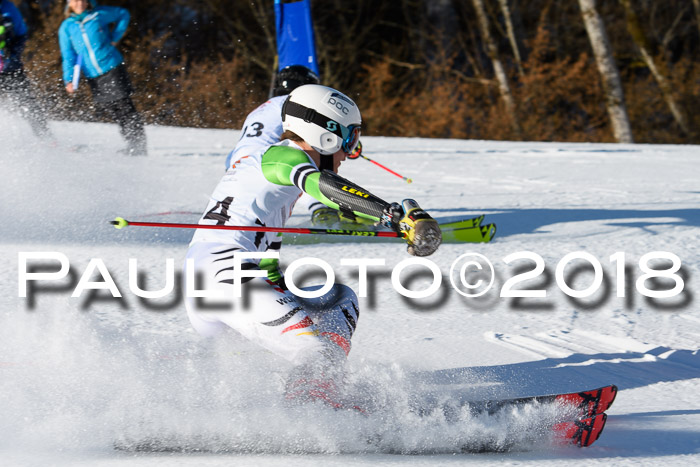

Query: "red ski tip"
<box><xmin>554</xmin><ymin>413</ymin><xmax>607</xmax><ymax>447</ymax></box>
<box><xmin>555</xmin><ymin>384</ymin><xmax>618</xmax><ymax>417</ymax></box>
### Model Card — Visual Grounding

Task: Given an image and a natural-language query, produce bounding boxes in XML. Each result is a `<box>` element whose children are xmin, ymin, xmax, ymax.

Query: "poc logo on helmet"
<box><xmin>327</xmin><ymin>92</ymin><xmax>354</xmax><ymax>115</ymax></box>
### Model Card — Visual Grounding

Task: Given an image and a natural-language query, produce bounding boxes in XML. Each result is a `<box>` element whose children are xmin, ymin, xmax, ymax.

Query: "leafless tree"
<box><xmin>578</xmin><ymin>0</ymin><xmax>634</xmax><ymax>143</ymax></box>
<box><xmin>619</xmin><ymin>0</ymin><xmax>693</xmax><ymax>137</ymax></box>
<box><xmin>498</xmin><ymin>0</ymin><xmax>524</xmax><ymax>76</ymax></box>
<box><xmin>692</xmin><ymin>0</ymin><xmax>700</xmax><ymax>48</ymax></box>
<box><xmin>201</xmin><ymin>0</ymin><xmax>276</xmax><ymax>75</ymax></box>
<box><xmin>471</xmin><ymin>0</ymin><xmax>522</xmax><ymax>138</ymax></box>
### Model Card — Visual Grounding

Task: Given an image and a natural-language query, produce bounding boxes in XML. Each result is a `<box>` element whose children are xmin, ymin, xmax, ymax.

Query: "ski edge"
<box><xmin>466</xmin><ymin>384</ymin><xmax>618</xmax><ymax>417</ymax></box>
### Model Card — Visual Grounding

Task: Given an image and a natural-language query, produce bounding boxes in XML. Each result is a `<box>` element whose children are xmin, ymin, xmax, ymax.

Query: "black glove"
<box><xmin>395</xmin><ymin>199</ymin><xmax>442</xmax><ymax>256</ymax></box>
<box><xmin>381</xmin><ymin>202</ymin><xmax>404</xmax><ymax>231</ymax></box>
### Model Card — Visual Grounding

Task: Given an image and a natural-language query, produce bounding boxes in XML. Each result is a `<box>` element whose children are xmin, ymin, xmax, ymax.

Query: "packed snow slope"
<box><xmin>1</xmin><ymin>112</ymin><xmax>700</xmax><ymax>466</ymax></box>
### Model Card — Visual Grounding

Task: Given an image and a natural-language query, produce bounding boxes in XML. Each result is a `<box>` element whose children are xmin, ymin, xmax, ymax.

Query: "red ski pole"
<box><xmin>111</xmin><ymin>217</ymin><xmax>404</xmax><ymax>238</ymax></box>
<box><xmin>360</xmin><ymin>154</ymin><xmax>413</xmax><ymax>184</ymax></box>
<box><xmin>348</xmin><ymin>142</ymin><xmax>413</xmax><ymax>183</ymax></box>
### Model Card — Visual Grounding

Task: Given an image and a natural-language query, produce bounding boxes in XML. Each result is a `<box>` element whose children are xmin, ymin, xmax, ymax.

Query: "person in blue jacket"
<box><xmin>59</xmin><ymin>0</ymin><xmax>146</xmax><ymax>155</ymax></box>
<box><xmin>0</xmin><ymin>0</ymin><xmax>52</xmax><ymax>139</ymax></box>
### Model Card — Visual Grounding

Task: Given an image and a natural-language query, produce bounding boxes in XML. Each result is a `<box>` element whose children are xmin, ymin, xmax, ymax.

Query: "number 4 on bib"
<box><xmin>204</xmin><ymin>197</ymin><xmax>233</xmax><ymax>225</ymax></box>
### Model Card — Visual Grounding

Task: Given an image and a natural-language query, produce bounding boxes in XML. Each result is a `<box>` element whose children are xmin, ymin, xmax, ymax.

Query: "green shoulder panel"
<box><xmin>261</xmin><ymin>146</ymin><xmax>313</xmax><ymax>186</ymax></box>
<box><xmin>260</xmin><ymin>145</ymin><xmax>381</xmax><ymax>223</ymax></box>
<box><xmin>260</xmin><ymin>145</ymin><xmax>337</xmax><ymax>208</ymax></box>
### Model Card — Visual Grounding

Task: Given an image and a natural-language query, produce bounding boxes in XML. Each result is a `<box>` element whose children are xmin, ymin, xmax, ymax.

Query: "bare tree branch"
<box><xmin>499</xmin><ymin>0</ymin><xmax>525</xmax><ymax>76</ymax></box>
<box><xmin>661</xmin><ymin>4</ymin><xmax>691</xmax><ymax>52</ymax></box>
<box><xmin>620</xmin><ymin>0</ymin><xmax>693</xmax><ymax>136</ymax></box>
<box><xmin>694</xmin><ymin>0</ymin><xmax>700</xmax><ymax>42</ymax></box>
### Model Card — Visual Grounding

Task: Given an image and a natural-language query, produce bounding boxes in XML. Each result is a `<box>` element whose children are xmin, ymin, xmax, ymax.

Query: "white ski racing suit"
<box><xmin>186</xmin><ymin>140</ymin><xmax>391</xmax><ymax>368</ymax></box>
<box><xmin>225</xmin><ymin>96</ymin><xmax>326</xmax><ymax>216</ymax></box>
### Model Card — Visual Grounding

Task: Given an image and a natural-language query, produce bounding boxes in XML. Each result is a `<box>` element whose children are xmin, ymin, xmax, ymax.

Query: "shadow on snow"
<box><xmin>410</xmin><ymin>346</ymin><xmax>700</xmax><ymax>457</ymax></box>
<box><xmin>433</xmin><ymin>208</ymin><xmax>700</xmax><ymax>238</ymax></box>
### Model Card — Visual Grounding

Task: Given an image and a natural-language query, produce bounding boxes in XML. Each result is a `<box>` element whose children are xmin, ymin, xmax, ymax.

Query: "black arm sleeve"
<box><xmin>318</xmin><ymin>170</ymin><xmax>391</xmax><ymax>221</ymax></box>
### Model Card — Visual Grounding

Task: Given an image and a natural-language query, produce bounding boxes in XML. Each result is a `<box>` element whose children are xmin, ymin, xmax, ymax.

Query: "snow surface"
<box><xmin>2</xmin><ymin>111</ymin><xmax>700</xmax><ymax>466</ymax></box>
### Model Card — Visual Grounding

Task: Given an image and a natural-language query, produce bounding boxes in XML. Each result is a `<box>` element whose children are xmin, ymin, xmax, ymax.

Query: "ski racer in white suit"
<box><xmin>185</xmin><ymin>84</ymin><xmax>441</xmax><ymax>408</ymax></box>
<box><xmin>225</xmin><ymin>66</ymin><xmax>352</xmax><ymax>226</ymax></box>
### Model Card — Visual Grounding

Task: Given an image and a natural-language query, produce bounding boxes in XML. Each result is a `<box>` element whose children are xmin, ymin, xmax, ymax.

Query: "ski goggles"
<box><xmin>347</xmin><ymin>141</ymin><xmax>363</xmax><ymax>159</ymax></box>
<box><xmin>341</xmin><ymin>124</ymin><xmax>361</xmax><ymax>155</ymax></box>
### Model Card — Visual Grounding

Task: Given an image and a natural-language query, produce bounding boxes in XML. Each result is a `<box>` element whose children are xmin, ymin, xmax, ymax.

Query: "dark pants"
<box><xmin>87</xmin><ymin>64</ymin><xmax>147</xmax><ymax>155</ymax></box>
<box><xmin>97</xmin><ymin>97</ymin><xmax>147</xmax><ymax>155</ymax></box>
<box><xmin>0</xmin><ymin>68</ymin><xmax>51</xmax><ymax>139</ymax></box>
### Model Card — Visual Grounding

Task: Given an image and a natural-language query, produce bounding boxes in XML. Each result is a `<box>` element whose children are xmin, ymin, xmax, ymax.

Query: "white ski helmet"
<box><xmin>282</xmin><ymin>84</ymin><xmax>362</xmax><ymax>156</ymax></box>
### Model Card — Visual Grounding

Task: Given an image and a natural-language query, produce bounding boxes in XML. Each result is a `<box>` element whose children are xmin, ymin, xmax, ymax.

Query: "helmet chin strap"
<box><xmin>320</xmin><ymin>154</ymin><xmax>334</xmax><ymax>171</ymax></box>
